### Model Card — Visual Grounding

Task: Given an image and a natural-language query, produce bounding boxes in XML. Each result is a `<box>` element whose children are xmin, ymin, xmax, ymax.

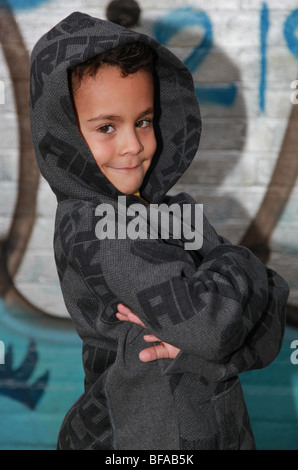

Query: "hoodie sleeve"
<box><xmin>70</xmin><ymin>203</ymin><xmax>289</xmax><ymax>379</ymax></box>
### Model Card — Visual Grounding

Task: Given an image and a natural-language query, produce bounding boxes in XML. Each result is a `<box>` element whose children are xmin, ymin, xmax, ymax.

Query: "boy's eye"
<box><xmin>136</xmin><ymin>119</ymin><xmax>151</xmax><ymax>128</ymax></box>
<box><xmin>98</xmin><ymin>125</ymin><xmax>114</xmax><ymax>134</ymax></box>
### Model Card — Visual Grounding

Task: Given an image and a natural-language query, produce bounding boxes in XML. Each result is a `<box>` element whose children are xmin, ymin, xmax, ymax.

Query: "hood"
<box><xmin>29</xmin><ymin>11</ymin><xmax>201</xmax><ymax>204</ymax></box>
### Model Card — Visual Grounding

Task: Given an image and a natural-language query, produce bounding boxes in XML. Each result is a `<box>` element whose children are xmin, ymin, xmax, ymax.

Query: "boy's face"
<box><xmin>73</xmin><ymin>65</ymin><xmax>156</xmax><ymax>195</ymax></box>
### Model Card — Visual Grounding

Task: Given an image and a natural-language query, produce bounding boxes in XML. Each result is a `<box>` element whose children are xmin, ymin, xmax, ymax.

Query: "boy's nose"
<box><xmin>120</xmin><ymin>128</ymin><xmax>144</xmax><ymax>156</ymax></box>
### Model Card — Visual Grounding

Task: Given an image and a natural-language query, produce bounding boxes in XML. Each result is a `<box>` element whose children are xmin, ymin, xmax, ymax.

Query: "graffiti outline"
<box><xmin>153</xmin><ymin>7</ymin><xmax>237</xmax><ymax>107</ymax></box>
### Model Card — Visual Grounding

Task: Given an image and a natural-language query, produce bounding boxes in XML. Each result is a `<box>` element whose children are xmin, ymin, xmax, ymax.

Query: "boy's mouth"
<box><xmin>113</xmin><ymin>164</ymin><xmax>142</xmax><ymax>171</ymax></box>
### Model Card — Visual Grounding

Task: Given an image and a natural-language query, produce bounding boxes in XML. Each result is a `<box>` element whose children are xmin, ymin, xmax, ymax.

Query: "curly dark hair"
<box><xmin>70</xmin><ymin>41</ymin><xmax>155</xmax><ymax>93</ymax></box>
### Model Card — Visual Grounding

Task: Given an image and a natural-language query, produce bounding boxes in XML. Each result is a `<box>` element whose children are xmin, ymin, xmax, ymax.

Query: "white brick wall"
<box><xmin>1</xmin><ymin>0</ymin><xmax>297</xmax><ymax>316</ymax></box>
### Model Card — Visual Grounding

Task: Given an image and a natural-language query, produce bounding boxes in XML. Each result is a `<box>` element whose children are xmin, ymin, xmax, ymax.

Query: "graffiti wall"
<box><xmin>0</xmin><ymin>0</ymin><xmax>298</xmax><ymax>450</ymax></box>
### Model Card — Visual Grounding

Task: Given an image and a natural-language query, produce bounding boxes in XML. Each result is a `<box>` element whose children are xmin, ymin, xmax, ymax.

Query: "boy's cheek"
<box><xmin>84</xmin><ymin>139</ymin><xmax>111</xmax><ymax>167</ymax></box>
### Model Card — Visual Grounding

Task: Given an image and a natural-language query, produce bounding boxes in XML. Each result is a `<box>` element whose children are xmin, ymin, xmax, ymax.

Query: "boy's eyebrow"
<box><xmin>87</xmin><ymin>114</ymin><xmax>121</xmax><ymax>123</ymax></box>
<box><xmin>87</xmin><ymin>107</ymin><xmax>154</xmax><ymax>123</ymax></box>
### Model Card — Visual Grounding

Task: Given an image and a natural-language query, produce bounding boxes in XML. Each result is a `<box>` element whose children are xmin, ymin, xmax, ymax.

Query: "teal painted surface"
<box><xmin>241</xmin><ymin>325</ymin><xmax>298</xmax><ymax>450</ymax></box>
<box><xmin>0</xmin><ymin>300</ymin><xmax>297</xmax><ymax>450</ymax></box>
<box><xmin>0</xmin><ymin>301</ymin><xmax>84</xmax><ymax>450</ymax></box>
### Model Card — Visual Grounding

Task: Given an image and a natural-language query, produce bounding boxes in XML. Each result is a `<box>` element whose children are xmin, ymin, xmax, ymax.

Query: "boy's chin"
<box><xmin>113</xmin><ymin>182</ymin><xmax>142</xmax><ymax>195</ymax></box>
<box><xmin>118</xmin><ymin>188</ymin><xmax>140</xmax><ymax>196</ymax></box>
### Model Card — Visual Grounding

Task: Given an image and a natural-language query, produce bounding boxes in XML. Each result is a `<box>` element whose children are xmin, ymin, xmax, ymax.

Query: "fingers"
<box><xmin>117</xmin><ymin>303</ymin><xmax>133</xmax><ymax>316</ymax></box>
<box><xmin>139</xmin><ymin>344</ymin><xmax>167</xmax><ymax>362</ymax></box>
<box><xmin>141</xmin><ymin>336</ymin><xmax>181</xmax><ymax>362</ymax></box>
<box><xmin>116</xmin><ymin>303</ymin><xmax>146</xmax><ymax>328</ymax></box>
<box><xmin>140</xmin><ymin>335</ymin><xmax>163</xmax><ymax>362</ymax></box>
<box><xmin>143</xmin><ymin>334</ymin><xmax>161</xmax><ymax>343</ymax></box>
<box><xmin>116</xmin><ymin>304</ymin><xmax>180</xmax><ymax>362</ymax></box>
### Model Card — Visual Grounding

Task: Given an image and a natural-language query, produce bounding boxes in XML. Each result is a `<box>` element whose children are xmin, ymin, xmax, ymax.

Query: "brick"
<box><xmin>0</xmin><ymin>216</ymin><xmax>14</xmax><ymax>238</ymax></box>
<box><xmin>14</xmin><ymin>251</ymin><xmax>58</xmax><ymax>284</ymax></box>
<box><xmin>0</xmin><ymin>113</ymin><xmax>18</xmax><ymax>150</ymax></box>
<box><xmin>0</xmin><ymin>149</ymin><xmax>18</xmax><ymax>182</ymax></box>
<box><xmin>24</xmin><ymin>216</ymin><xmax>55</xmax><ymax>251</ymax></box>
<box><xmin>199</xmin><ymin>118</ymin><xmax>247</xmax><ymax>150</ymax></box>
<box><xmin>211</xmin><ymin>11</ymin><xmax>260</xmax><ymax>47</ymax></box>
<box><xmin>0</xmin><ymin>183</ymin><xmax>18</xmax><ymax>216</ymax></box>
<box><xmin>36</xmin><ymin>183</ymin><xmax>58</xmax><ymax>219</ymax></box>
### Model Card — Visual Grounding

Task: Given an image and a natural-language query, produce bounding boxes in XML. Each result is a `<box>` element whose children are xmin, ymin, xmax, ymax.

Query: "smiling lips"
<box><xmin>113</xmin><ymin>164</ymin><xmax>142</xmax><ymax>171</ymax></box>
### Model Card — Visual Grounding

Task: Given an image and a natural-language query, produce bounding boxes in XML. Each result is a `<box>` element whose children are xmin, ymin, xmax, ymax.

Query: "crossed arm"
<box><xmin>116</xmin><ymin>303</ymin><xmax>180</xmax><ymax>362</ymax></box>
<box><xmin>73</xmin><ymin>203</ymin><xmax>289</xmax><ymax>371</ymax></box>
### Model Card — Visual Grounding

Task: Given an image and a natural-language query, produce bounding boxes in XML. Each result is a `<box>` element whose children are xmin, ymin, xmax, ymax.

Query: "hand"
<box><xmin>116</xmin><ymin>303</ymin><xmax>180</xmax><ymax>362</ymax></box>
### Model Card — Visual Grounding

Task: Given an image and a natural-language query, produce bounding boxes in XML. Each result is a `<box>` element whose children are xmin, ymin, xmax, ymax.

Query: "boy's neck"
<box><xmin>133</xmin><ymin>190</ymin><xmax>148</xmax><ymax>205</ymax></box>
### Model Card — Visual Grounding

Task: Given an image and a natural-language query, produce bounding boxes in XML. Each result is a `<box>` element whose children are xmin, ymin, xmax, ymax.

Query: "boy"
<box><xmin>30</xmin><ymin>12</ymin><xmax>289</xmax><ymax>450</ymax></box>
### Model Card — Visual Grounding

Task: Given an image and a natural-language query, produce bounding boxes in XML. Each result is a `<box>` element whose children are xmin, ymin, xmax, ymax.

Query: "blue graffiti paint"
<box><xmin>195</xmin><ymin>83</ymin><xmax>237</xmax><ymax>106</ymax></box>
<box><xmin>284</xmin><ymin>9</ymin><xmax>298</xmax><ymax>58</ymax></box>
<box><xmin>0</xmin><ymin>301</ymin><xmax>83</xmax><ymax>449</ymax></box>
<box><xmin>0</xmin><ymin>0</ymin><xmax>49</xmax><ymax>11</ymax></box>
<box><xmin>0</xmin><ymin>341</ymin><xmax>50</xmax><ymax>410</ymax></box>
<box><xmin>153</xmin><ymin>7</ymin><xmax>236</xmax><ymax>107</ymax></box>
<box><xmin>260</xmin><ymin>3</ymin><xmax>269</xmax><ymax>113</ymax></box>
<box><xmin>153</xmin><ymin>7</ymin><xmax>213</xmax><ymax>73</ymax></box>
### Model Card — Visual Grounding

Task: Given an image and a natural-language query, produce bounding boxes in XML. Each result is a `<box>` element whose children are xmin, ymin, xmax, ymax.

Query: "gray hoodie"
<box><xmin>30</xmin><ymin>11</ymin><xmax>289</xmax><ymax>450</ymax></box>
